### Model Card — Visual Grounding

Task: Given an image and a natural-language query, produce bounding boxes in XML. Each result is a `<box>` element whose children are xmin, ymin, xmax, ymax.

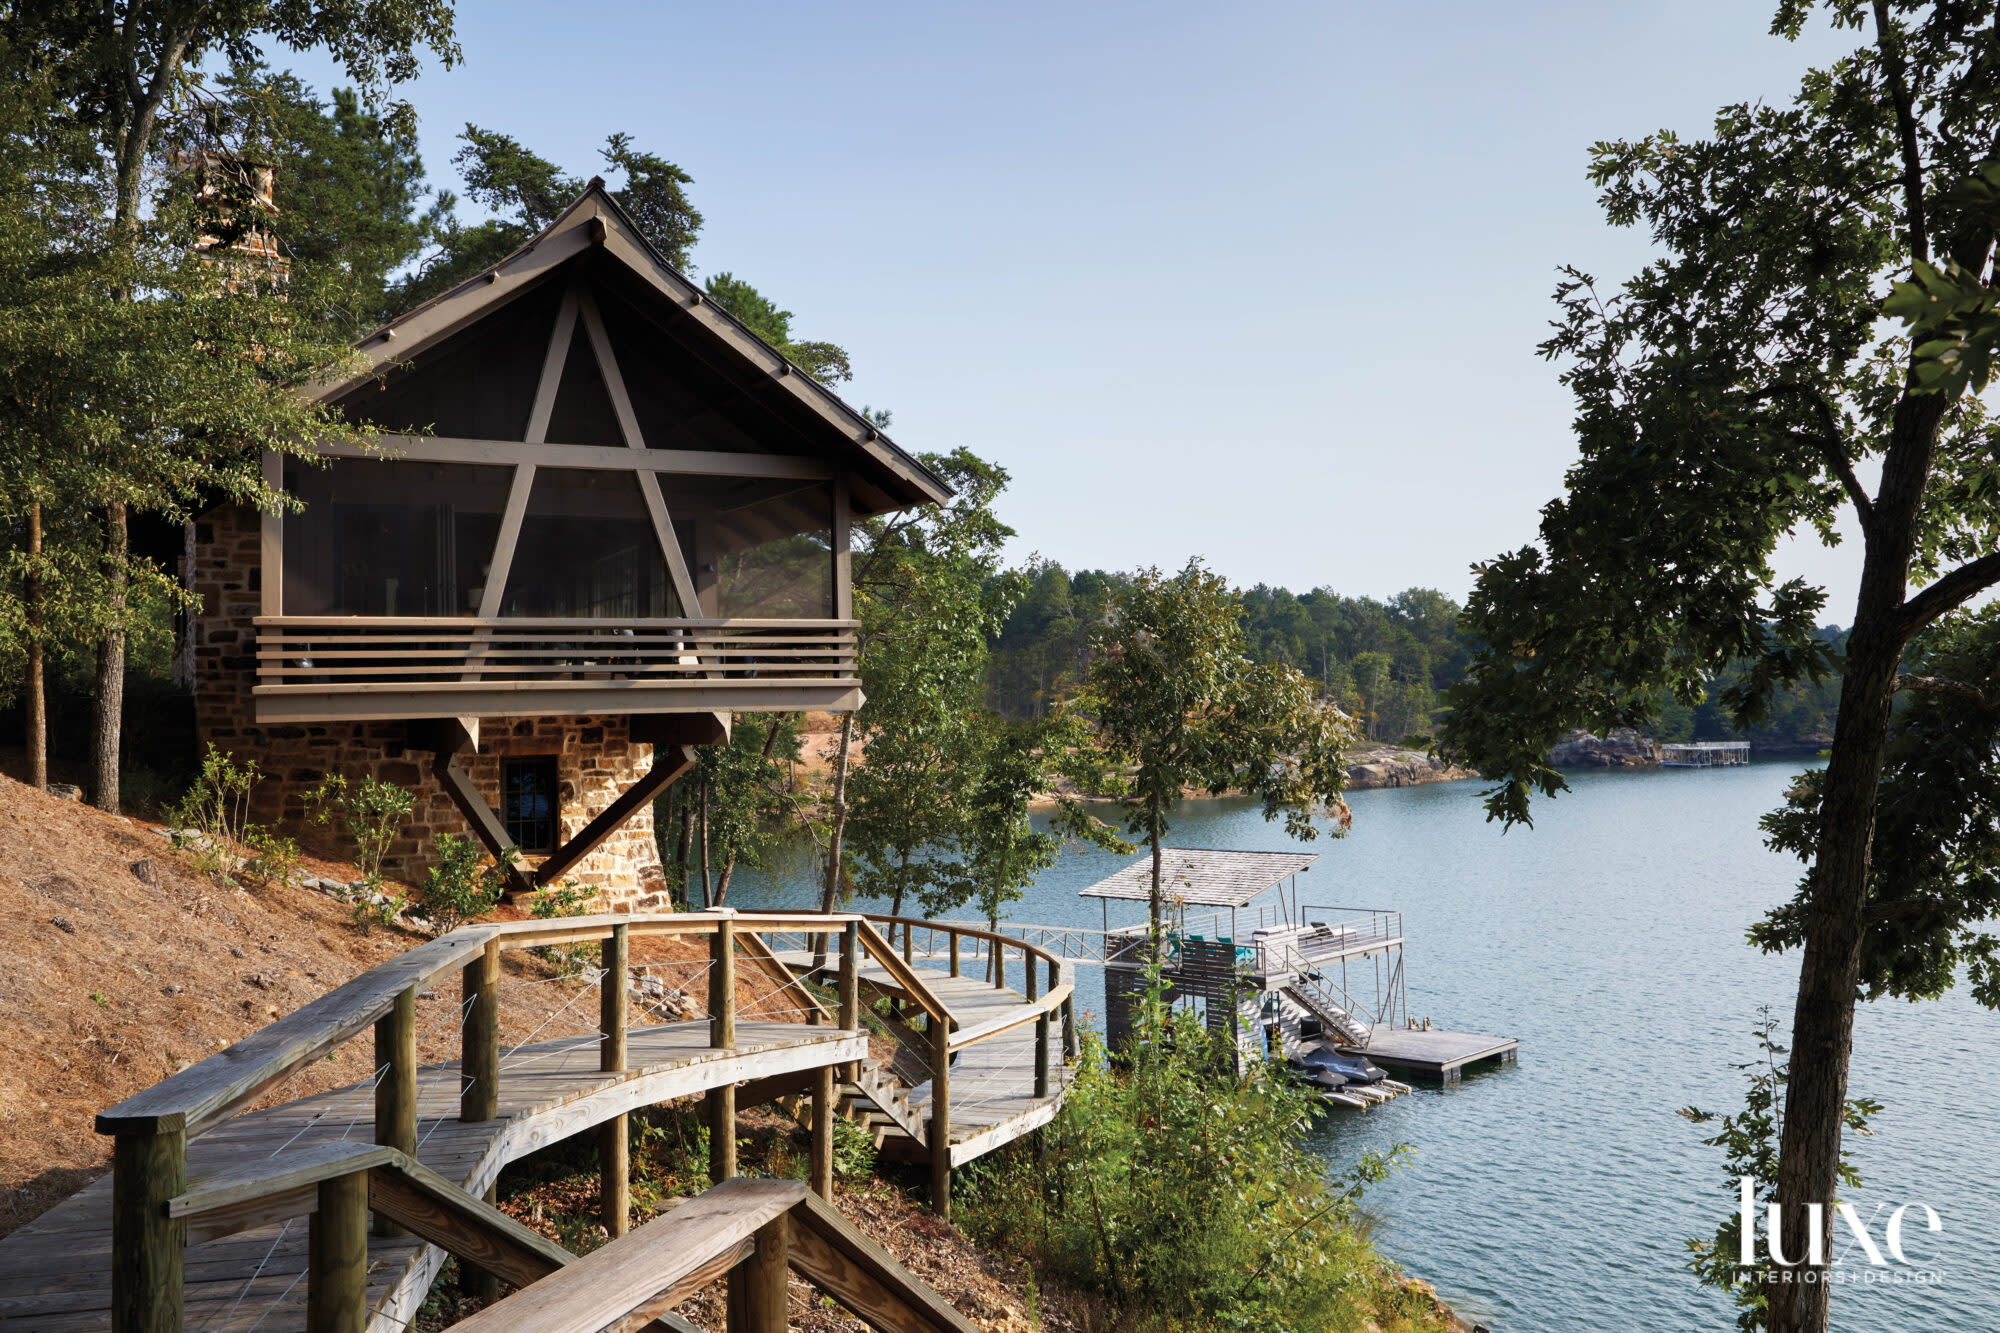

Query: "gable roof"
<box><xmin>1078</xmin><ymin>848</ymin><xmax>1318</xmax><ymax>908</ymax></box>
<box><xmin>317</xmin><ymin>182</ymin><xmax>952</xmax><ymax>513</ymax></box>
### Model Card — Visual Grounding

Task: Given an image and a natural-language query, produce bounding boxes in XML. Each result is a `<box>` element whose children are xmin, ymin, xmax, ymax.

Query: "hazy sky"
<box><xmin>283</xmin><ymin>2</ymin><xmax>1867</xmax><ymax>608</ymax></box>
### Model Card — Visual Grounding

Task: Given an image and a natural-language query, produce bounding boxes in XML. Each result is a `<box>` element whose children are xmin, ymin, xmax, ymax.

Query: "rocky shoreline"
<box><xmin>1547</xmin><ymin>727</ymin><xmax>1659</xmax><ymax>768</ymax></box>
<box><xmin>1345</xmin><ymin>745</ymin><xmax>1474</xmax><ymax>790</ymax></box>
<box><xmin>1547</xmin><ymin>727</ymin><xmax>1828</xmax><ymax>769</ymax></box>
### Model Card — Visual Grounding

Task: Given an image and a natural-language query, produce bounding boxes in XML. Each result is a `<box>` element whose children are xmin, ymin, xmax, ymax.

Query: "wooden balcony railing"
<box><xmin>250</xmin><ymin>615</ymin><xmax>860</xmax><ymax>722</ymax></box>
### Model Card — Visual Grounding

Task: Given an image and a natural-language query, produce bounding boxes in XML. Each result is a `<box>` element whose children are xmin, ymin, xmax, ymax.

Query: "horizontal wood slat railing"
<box><xmin>252</xmin><ymin>616</ymin><xmax>858</xmax><ymax>690</ymax></box>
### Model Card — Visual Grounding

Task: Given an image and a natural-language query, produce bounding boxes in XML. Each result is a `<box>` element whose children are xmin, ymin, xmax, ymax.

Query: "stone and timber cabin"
<box><xmin>189</xmin><ymin>182</ymin><xmax>950</xmax><ymax>904</ymax></box>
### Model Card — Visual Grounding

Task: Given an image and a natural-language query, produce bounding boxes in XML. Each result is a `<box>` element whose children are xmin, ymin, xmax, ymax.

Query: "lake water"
<box><xmin>725</xmin><ymin>761</ymin><xmax>1997</xmax><ymax>1331</ymax></box>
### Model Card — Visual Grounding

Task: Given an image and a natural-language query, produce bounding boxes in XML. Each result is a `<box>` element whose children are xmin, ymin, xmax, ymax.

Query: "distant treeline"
<box><xmin>986</xmin><ymin>561</ymin><xmax>1842</xmax><ymax>748</ymax></box>
<box><xmin>986</xmin><ymin>563</ymin><xmax>1470</xmax><ymax>743</ymax></box>
<box><xmin>1654</xmin><ymin>626</ymin><xmax>1844</xmax><ymax>748</ymax></box>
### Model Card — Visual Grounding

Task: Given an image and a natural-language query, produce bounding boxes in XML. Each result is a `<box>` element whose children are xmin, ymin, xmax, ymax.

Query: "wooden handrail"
<box><xmin>736</xmin><ymin>928</ymin><xmax>830</xmax><ymax>1024</ymax></box>
<box><xmin>173</xmin><ymin>1143</ymin><xmax>678</xmax><ymax>1329</ymax></box>
<box><xmin>786</xmin><ymin>1190</ymin><xmax>979</xmax><ymax>1333</ymax></box>
<box><xmin>446</xmin><ymin>1179</ymin><xmax>805</xmax><ymax>1333</ymax></box>
<box><xmin>853</xmin><ymin>921</ymin><xmax>952</xmax><ymax>1025</ymax></box>
<box><xmin>254</xmin><ymin>614</ymin><xmax>861</xmax><ymax>631</ymax></box>
<box><xmin>860</xmin><ymin>912</ymin><xmax>1067</xmax><ymax>974</ymax></box>
<box><xmin>95</xmin><ymin>931</ymin><xmax>492</xmax><ymax>1137</ymax></box>
<box><xmin>96</xmin><ymin>912</ymin><xmax>869</xmax><ymax>1137</ymax></box>
<box><xmin>177</xmin><ymin>1152</ymin><xmax>977</xmax><ymax>1333</ymax></box>
<box><xmin>948</xmin><ymin>983</ymin><xmax>1075</xmax><ymax>1052</ymax></box>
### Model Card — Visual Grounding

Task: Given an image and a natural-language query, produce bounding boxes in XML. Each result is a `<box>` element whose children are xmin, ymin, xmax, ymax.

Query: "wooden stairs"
<box><xmin>841</xmin><ymin>1064</ymin><xmax>928</xmax><ymax>1149</ymax></box>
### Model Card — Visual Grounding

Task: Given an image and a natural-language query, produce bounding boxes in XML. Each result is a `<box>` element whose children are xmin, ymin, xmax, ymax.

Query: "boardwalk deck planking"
<box><xmin>0</xmin><ymin>1021</ymin><xmax>863</xmax><ymax>1332</ymax></box>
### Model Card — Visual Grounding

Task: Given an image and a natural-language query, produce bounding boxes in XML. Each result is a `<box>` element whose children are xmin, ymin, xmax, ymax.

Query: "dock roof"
<box><xmin>1078</xmin><ymin>848</ymin><xmax>1318</xmax><ymax>908</ymax></box>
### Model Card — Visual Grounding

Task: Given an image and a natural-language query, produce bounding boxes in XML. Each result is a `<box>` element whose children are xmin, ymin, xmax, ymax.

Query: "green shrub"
<box><xmin>416</xmin><ymin>835</ymin><xmax>515</xmax><ymax>933</ymax></box>
<box><xmin>350</xmin><ymin>884</ymin><xmax>408</xmax><ymax>931</ymax></box>
<box><xmin>164</xmin><ymin>744</ymin><xmax>261</xmax><ymax>879</ymax></box>
<box><xmin>958</xmin><ymin>975</ymin><xmax>1429</xmax><ymax>1332</ymax></box>
<box><xmin>529</xmin><ymin>878</ymin><xmax>600</xmax><ymax>976</ymax></box>
<box><xmin>240</xmin><ymin>826</ymin><xmax>303</xmax><ymax>893</ymax></box>
<box><xmin>305</xmin><ymin>773</ymin><xmax>416</xmax><ymax>891</ymax></box>
<box><xmin>831</xmin><ymin>1114</ymin><xmax>876</xmax><ymax>1181</ymax></box>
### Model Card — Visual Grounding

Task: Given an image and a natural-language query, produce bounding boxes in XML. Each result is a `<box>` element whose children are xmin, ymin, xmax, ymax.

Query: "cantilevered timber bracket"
<box><xmin>527</xmin><ymin>710</ymin><xmax>728</xmax><ymax>887</ymax></box>
<box><xmin>534</xmin><ymin>744</ymin><xmax>696</xmax><ymax>888</ymax></box>
<box><xmin>407</xmin><ymin>717</ymin><xmax>536</xmax><ymax>897</ymax></box>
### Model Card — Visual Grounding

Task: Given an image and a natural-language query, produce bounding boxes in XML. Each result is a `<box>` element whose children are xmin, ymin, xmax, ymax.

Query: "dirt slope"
<box><xmin>0</xmin><ymin>773</ymin><xmax>799</xmax><ymax>1240</ymax></box>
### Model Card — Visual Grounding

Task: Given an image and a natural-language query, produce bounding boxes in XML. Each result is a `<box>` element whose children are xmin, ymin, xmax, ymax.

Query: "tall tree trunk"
<box><xmin>674</xmin><ymin>793</ymin><xmax>694</xmax><ymax>908</ymax></box>
<box><xmin>25</xmin><ymin>502</ymin><xmax>46</xmax><ymax>791</ymax></box>
<box><xmin>1767</xmin><ymin>388</ymin><xmax>1946</xmax><ymax>1333</ymax></box>
<box><xmin>715</xmin><ymin>853</ymin><xmax>735</xmax><ymax>905</ymax></box>
<box><xmin>698</xmin><ymin>780</ymin><xmax>711</xmax><ymax>909</ymax></box>
<box><xmin>95</xmin><ymin>37</ymin><xmax>182</xmax><ymax>817</ymax></box>
<box><xmin>91</xmin><ymin>501</ymin><xmax>127</xmax><ymax>812</ymax></box>
<box><xmin>814</xmin><ymin>712</ymin><xmax>856</xmax><ymax>971</ymax></box>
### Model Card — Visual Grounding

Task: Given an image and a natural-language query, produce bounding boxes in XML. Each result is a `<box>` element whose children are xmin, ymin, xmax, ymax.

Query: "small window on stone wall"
<box><xmin>503</xmin><ymin>757</ymin><xmax>560</xmax><ymax>854</ymax></box>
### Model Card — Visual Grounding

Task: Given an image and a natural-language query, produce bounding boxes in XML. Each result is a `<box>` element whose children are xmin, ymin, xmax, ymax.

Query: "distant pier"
<box><xmin>954</xmin><ymin>848</ymin><xmax>1520</xmax><ymax>1104</ymax></box>
<box><xmin>1661</xmin><ymin>741</ymin><xmax>1751</xmax><ymax>767</ymax></box>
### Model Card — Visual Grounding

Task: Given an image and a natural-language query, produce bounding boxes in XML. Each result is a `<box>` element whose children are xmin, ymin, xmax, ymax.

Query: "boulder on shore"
<box><xmin>1547</xmin><ymin>727</ymin><xmax>1659</xmax><ymax>768</ymax></box>
<box><xmin>1346</xmin><ymin>746</ymin><xmax>1473</xmax><ymax>790</ymax></box>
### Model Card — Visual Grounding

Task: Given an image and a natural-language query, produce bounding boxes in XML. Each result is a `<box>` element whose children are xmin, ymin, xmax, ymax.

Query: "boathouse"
<box><xmin>186</xmin><ymin>182</ymin><xmax>951</xmax><ymax>899</ymax></box>
<box><xmin>1079</xmin><ymin>848</ymin><xmax>1518</xmax><ymax>1086</ymax></box>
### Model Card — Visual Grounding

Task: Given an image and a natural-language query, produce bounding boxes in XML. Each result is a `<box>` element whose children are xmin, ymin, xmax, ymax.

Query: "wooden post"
<box><xmin>462</xmin><ymin>1184</ymin><xmax>500</xmax><ymax>1303</ymax></box>
<box><xmin>1028</xmin><ymin>961</ymin><xmax>1049</xmax><ymax>1100</ymax></box>
<box><xmin>601</xmin><ymin>923</ymin><xmax>629</xmax><ymax>1071</ymax></box>
<box><xmin>731</xmin><ymin>1213</ymin><xmax>788</xmax><ymax>1333</ymax></box>
<box><xmin>307</xmin><ymin>1170</ymin><xmax>368</xmax><ymax>1333</ymax></box>
<box><xmin>1063</xmin><ymin>995</ymin><xmax>1077</xmax><ymax>1062</ymax></box>
<box><xmin>838</xmin><ymin>921</ymin><xmax>859</xmax><ymax>1082</ymax></box>
<box><xmin>929</xmin><ymin>1012</ymin><xmax>952</xmax><ymax>1219</ymax></box>
<box><xmin>810</xmin><ymin>1062</ymin><xmax>835</xmax><ymax>1199</ymax></box>
<box><xmin>374</xmin><ymin>986</ymin><xmax>416</xmax><ymax>1237</ymax></box>
<box><xmin>709</xmin><ymin>1083</ymin><xmax>737</xmax><ymax>1184</ymax></box>
<box><xmin>709</xmin><ymin>917</ymin><xmax>736</xmax><ymax>1183</ymax></box>
<box><xmin>601</xmin><ymin>923</ymin><xmax>629</xmax><ymax>1238</ymax></box>
<box><xmin>949</xmin><ymin>931</ymin><xmax>960</xmax><ymax>978</ymax></box>
<box><xmin>461</xmin><ymin>939</ymin><xmax>499</xmax><ymax>1122</ymax></box>
<box><xmin>110</xmin><ymin>1126</ymin><xmax>185</xmax><ymax>1333</ymax></box>
<box><xmin>711</xmin><ymin>917</ymin><xmax>736</xmax><ymax>1049</ymax></box>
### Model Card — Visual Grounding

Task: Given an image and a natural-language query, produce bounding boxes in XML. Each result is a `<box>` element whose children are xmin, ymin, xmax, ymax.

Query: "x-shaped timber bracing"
<box><xmin>409</xmin><ymin>712</ymin><xmax>723</xmax><ymax>897</ymax></box>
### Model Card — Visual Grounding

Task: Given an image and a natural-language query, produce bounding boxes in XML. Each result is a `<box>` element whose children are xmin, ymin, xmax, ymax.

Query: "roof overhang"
<box><xmin>310</xmin><ymin>184</ymin><xmax>953</xmax><ymax>515</ymax></box>
<box><xmin>1079</xmin><ymin>848</ymin><xmax>1319</xmax><ymax>908</ymax></box>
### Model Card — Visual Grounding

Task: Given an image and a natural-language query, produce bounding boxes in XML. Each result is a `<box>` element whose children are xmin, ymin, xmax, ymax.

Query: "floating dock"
<box><xmin>1340</xmin><ymin>1024</ymin><xmax>1519</xmax><ymax>1083</ymax></box>
<box><xmin>951</xmin><ymin>846</ymin><xmax>1530</xmax><ymax>1106</ymax></box>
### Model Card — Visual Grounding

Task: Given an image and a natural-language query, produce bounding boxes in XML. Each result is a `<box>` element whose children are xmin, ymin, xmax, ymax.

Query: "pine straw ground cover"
<box><xmin>0</xmin><ymin>772</ymin><xmax>798</xmax><ymax>1239</ymax></box>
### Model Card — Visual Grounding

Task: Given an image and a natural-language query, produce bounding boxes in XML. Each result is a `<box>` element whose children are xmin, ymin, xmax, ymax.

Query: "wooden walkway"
<box><xmin>778</xmin><ymin>950</ymin><xmax>1074</xmax><ymax>1167</ymax></box>
<box><xmin>0</xmin><ymin>1020</ymin><xmax>863</xmax><ymax>1332</ymax></box>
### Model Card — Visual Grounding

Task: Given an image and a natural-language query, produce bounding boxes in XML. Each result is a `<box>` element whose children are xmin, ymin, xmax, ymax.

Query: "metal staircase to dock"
<box><xmin>1282</xmin><ymin>975</ymin><xmax>1375</xmax><ymax>1046</ymax></box>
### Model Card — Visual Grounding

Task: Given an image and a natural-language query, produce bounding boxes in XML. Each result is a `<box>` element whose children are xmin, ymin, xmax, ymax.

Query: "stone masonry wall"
<box><xmin>189</xmin><ymin>504</ymin><xmax>669</xmax><ymax>906</ymax></box>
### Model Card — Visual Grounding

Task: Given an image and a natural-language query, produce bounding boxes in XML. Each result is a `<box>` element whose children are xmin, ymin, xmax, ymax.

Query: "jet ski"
<box><xmin>1295</xmin><ymin>1044</ymin><xmax>1386</xmax><ymax>1085</ymax></box>
<box><xmin>1299</xmin><ymin>1064</ymin><xmax>1349</xmax><ymax>1092</ymax></box>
